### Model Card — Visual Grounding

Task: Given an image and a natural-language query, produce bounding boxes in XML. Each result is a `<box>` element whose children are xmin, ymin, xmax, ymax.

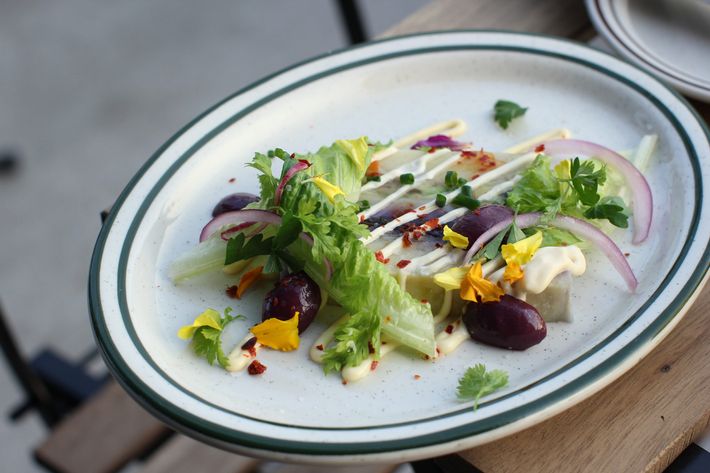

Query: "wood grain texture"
<box><xmin>382</xmin><ymin>0</ymin><xmax>590</xmax><ymax>39</ymax></box>
<box><xmin>34</xmin><ymin>381</ymin><xmax>171</xmax><ymax>473</ymax></box>
<box><xmin>262</xmin><ymin>463</ymin><xmax>398</xmax><ymax>473</ymax></box>
<box><xmin>139</xmin><ymin>435</ymin><xmax>259</xmax><ymax>473</ymax></box>
<box><xmin>459</xmin><ymin>285</ymin><xmax>710</xmax><ymax>473</ymax></box>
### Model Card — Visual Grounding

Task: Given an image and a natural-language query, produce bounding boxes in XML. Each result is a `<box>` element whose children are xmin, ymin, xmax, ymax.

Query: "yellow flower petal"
<box><xmin>501</xmin><ymin>231</ymin><xmax>543</xmax><ymax>266</ymax></box>
<box><xmin>460</xmin><ymin>261</ymin><xmax>504</xmax><ymax>303</ymax></box>
<box><xmin>503</xmin><ymin>262</ymin><xmax>524</xmax><ymax>284</ymax></box>
<box><xmin>311</xmin><ymin>176</ymin><xmax>345</xmax><ymax>202</ymax></box>
<box><xmin>177</xmin><ymin>308</ymin><xmax>222</xmax><ymax>340</ymax></box>
<box><xmin>434</xmin><ymin>265</ymin><xmax>471</xmax><ymax>291</ymax></box>
<box><xmin>442</xmin><ymin>225</ymin><xmax>470</xmax><ymax>249</ymax></box>
<box><xmin>250</xmin><ymin>312</ymin><xmax>300</xmax><ymax>351</ymax></box>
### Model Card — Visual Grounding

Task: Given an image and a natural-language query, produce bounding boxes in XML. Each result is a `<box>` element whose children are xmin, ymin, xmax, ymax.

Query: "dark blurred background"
<box><xmin>0</xmin><ymin>1</ymin><xmax>427</xmax><ymax>470</ymax></box>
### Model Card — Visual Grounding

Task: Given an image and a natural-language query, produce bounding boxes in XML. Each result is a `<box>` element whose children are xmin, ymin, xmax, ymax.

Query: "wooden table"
<box><xmin>384</xmin><ymin>1</ymin><xmax>710</xmax><ymax>472</ymax></box>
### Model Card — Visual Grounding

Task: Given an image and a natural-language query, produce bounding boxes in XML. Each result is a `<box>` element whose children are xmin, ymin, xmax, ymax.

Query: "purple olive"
<box><xmin>463</xmin><ymin>295</ymin><xmax>546</xmax><ymax>350</ymax></box>
<box><xmin>450</xmin><ymin>204</ymin><xmax>514</xmax><ymax>249</ymax></box>
<box><xmin>262</xmin><ymin>271</ymin><xmax>321</xmax><ymax>333</ymax></box>
<box><xmin>212</xmin><ymin>193</ymin><xmax>259</xmax><ymax>217</ymax></box>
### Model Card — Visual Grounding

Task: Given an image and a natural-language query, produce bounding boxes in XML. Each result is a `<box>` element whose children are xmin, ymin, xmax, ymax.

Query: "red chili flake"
<box><xmin>427</xmin><ymin>148</ymin><xmax>436</xmax><ymax>153</ymax></box>
<box><xmin>370</xmin><ymin>361</ymin><xmax>379</xmax><ymax>371</ymax></box>
<box><xmin>359</xmin><ymin>214</ymin><xmax>365</xmax><ymax>223</ymax></box>
<box><xmin>420</xmin><ymin>299</ymin><xmax>429</xmax><ymax>304</ymax></box>
<box><xmin>375</xmin><ymin>251</ymin><xmax>390</xmax><ymax>264</ymax></box>
<box><xmin>228</xmin><ymin>177</ymin><xmax>236</xmax><ymax>183</ymax></box>
<box><xmin>423</xmin><ymin>354</ymin><xmax>431</xmax><ymax>360</ymax></box>
<box><xmin>241</xmin><ymin>337</ymin><xmax>257</xmax><ymax>351</ymax></box>
<box><xmin>418</xmin><ymin>205</ymin><xmax>426</xmax><ymax>211</ymax></box>
<box><xmin>402</xmin><ymin>233</ymin><xmax>412</xmax><ymax>248</ymax></box>
<box><xmin>316</xmin><ymin>344</ymin><xmax>324</xmax><ymax>351</ymax></box>
<box><xmin>460</xmin><ymin>150</ymin><xmax>476</xmax><ymax>159</ymax></box>
<box><xmin>424</xmin><ymin>218</ymin><xmax>440</xmax><ymax>229</ymax></box>
<box><xmin>342</xmin><ymin>380</ymin><xmax>348</xmax><ymax>385</ymax></box>
<box><xmin>368</xmin><ymin>342</ymin><xmax>375</xmax><ymax>354</ymax></box>
<box><xmin>247</xmin><ymin>360</ymin><xmax>267</xmax><ymax>375</ymax></box>
<box><xmin>535</xmin><ymin>144</ymin><xmax>545</xmax><ymax>153</ymax></box>
<box><xmin>384</xmin><ymin>315</ymin><xmax>392</xmax><ymax>324</ymax></box>
<box><xmin>396</xmin><ymin>259</ymin><xmax>411</xmax><ymax>269</ymax></box>
<box><xmin>624</xmin><ymin>252</ymin><xmax>630</xmax><ymax>257</ymax></box>
<box><xmin>225</xmin><ymin>285</ymin><xmax>239</xmax><ymax>299</ymax></box>
<box><xmin>412</xmin><ymin>230</ymin><xmax>423</xmax><ymax>240</ymax></box>
<box><xmin>471</xmin><ymin>173</ymin><xmax>480</xmax><ymax>180</ymax></box>
<box><xmin>474</xmin><ymin>208</ymin><xmax>481</xmax><ymax>215</ymax></box>
<box><xmin>435</xmin><ymin>242</ymin><xmax>443</xmax><ymax>248</ymax></box>
<box><xmin>445</xmin><ymin>324</ymin><xmax>454</xmax><ymax>334</ymax></box>
<box><xmin>436</xmin><ymin>347</ymin><xmax>441</xmax><ymax>355</ymax></box>
<box><xmin>298</xmin><ymin>159</ymin><xmax>311</xmax><ymax>166</ymax></box>
<box><xmin>414</xmin><ymin>374</ymin><xmax>421</xmax><ymax>380</ymax></box>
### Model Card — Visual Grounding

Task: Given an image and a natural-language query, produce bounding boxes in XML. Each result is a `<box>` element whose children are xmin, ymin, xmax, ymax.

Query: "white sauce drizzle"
<box><xmin>361</xmin><ymin>148</ymin><xmax>450</xmax><ymax>192</ymax></box>
<box><xmin>226</xmin><ymin>334</ymin><xmax>261</xmax><ymax>373</ymax></box>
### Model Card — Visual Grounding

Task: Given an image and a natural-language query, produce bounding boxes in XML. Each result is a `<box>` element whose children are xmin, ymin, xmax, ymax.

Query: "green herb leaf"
<box><xmin>478</xmin><ymin>224</ymin><xmax>511</xmax><ymax>260</ymax></box>
<box><xmin>457</xmin><ymin>363</ymin><xmax>509</xmax><ymax>409</ymax></box>
<box><xmin>583</xmin><ymin>196</ymin><xmax>629</xmax><ymax>228</ymax></box>
<box><xmin>321</xmin><ymin>310</ymin><xmax>381</xmax><ymax>374</ymax></box>
<box><xmin>190</xmin><ymin>308</ymin><xmax>245</xmax><ymax>369</ymax></box>
<box><xmin>451</xmin><ymin>193</ymin><xmax>480</xmax><ymax>210</ymax></box>
<box><xmin>435</xmin><ymin>193</ymin><xmax>447</xmax><ymax>208</ymax></box>
<box><xmin>507</xmin><ymin>220</ymin><xmax>527</xmax><ymax>243</ymax></box>
<box><xmin>493</xmin><ymin>100</ymin><xmax>528</xmax><ymax>130</ymax></box>
<box><xmin>225</xmin><ymin>233</ymin><xmax>274</xmax><ymax>265</ymax></box>
<box><xmin>273</xmin><ymin>213</ymin><xmax>303</xmax><ymax>250</ymax></box>
<box><xmin>569</xmin><ymin>158</ymin><xmax>606</xmax><ymax>206</ymax></box>
<box><xmin>445</xmin><ymin>170</ymin><xmax>459</xmax><ymax>189</ymax></box>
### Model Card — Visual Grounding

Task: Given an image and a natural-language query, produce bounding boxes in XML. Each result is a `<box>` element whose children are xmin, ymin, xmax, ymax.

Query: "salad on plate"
<box><xmin>169</xmin><ymin>104</ymin><xmax>655</xmax><ymax>402</ymax></box>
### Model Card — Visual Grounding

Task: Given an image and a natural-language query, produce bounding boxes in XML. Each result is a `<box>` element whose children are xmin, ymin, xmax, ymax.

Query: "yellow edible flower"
<box><xmin>250</xmin><ymin>312</ymin><xmax>300</xmax><ymax>351</ymax></box>
<box><xmin>460</xmin><ymin>261</ymin><xmax>504</xmax><ymax>302</ymax></box>
<box><xmin>434</xmin><ymin>265</ymin><xmax>470</xmax><ymax>291</ymax></box>
<box><xmin>501</xmin><ymin>231</ymin><xmax>543</xmax><ymax>266</ymax></box>
<box><xmin>554</xmin><ymin>159</ymin><xmax>571</xmax><ymax>180</ymax></box>
<box><xmin>177</xmin><ymin>308</ymin><xmax>222</xmax><ymax>340</ymax></box>
<box><xmin>503</xmin><ymin>262</ymin><xmax>524</xmax><ymax>284</ymax></box>
<box><xmin>442</xmin><ymin>225</ymin><xmax>470</xmax><ymax>249</ymax></box>
<box><xmin>311</xmin><ymin>176</ymin><xmax>345</xmax><ymax>202</ymax></box>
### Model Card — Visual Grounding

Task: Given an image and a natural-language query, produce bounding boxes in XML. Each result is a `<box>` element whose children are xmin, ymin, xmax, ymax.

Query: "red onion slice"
<box><xmin>464</xmin><ymin>212</ymin><xmax>638</xmax><ymax>292</ymax></box>
<box><xmin>199</xmin><ymin>209</ymin><xmax>282</xmax><ymax>242</ymax></box>
<box><xmin>541</xmin><ymin>139</ymin><xmax>653</xmax><ymax>244</ymax></box>
<box><xmin>274</xmin><ymin>159</ymin><xmax>311</xmax><ymax>206</ymax></box>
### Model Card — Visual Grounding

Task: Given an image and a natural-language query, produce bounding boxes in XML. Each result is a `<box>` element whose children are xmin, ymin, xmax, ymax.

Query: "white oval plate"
<box><xmin>586</xmin><ymin>0</ymin><xmax>710</xmax><ymax>102</ymax></box>
<box><xmin>90</xmin><ymin>31</ymin><xmax>710</xmax><ymax>464</ymax></box>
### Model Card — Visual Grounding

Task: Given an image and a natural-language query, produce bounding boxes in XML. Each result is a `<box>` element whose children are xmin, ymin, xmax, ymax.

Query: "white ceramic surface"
<box><xmin>587</xmin><ymin>0</ymin><xmax>710</xmax><ymax>101</ymax></box>
<box><xmin>90</xmin><ymin>31</ymin><xmax>710</xmax><ymax>463</ymax></box>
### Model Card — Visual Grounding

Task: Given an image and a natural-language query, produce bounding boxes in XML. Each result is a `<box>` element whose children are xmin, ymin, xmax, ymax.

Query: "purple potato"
<box><xmin>262</xmin><ymin>271</ymin><xmax>321</xmax><ymax>333</ymax></box>
<box><xmin>212</xmin><ymin>193</ymin><xmax>259</xmax><ymax>217</ymax></box>
<box><xmin>463</xmin><ymin>295</ymin><xmax>546</xmax><ymax>350</ymax></box>
<box><xmin>450</xmin><ymin>204</ymin><xmax>514</xmax><ymax>249</ymax></box>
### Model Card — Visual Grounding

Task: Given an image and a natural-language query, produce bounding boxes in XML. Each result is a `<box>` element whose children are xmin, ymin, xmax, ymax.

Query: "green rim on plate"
<box><xmin>89</xmin><ymin>30</ymin><xmax>709</xmax><ymax>457</ymax></box>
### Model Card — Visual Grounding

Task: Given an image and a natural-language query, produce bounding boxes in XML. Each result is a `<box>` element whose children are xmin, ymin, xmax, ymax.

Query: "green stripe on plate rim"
<box><xmin>89</xmin><ymin>31</ymin><xmax>710</xmax><ymax>455</ymax></box>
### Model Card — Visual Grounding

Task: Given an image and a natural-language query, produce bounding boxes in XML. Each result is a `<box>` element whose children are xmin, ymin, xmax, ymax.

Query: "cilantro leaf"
<box><xmin>569</xmin><ymin>158</ymin><xmax>605</xmax><ymax>206</ymax></box>
<box><xmin>457</xmin><ymin>364</ymin><xmax>509</xmax><ymax>409</ymax></box>
<box><xmin>583</xmin><ymin>196</ymin><xmax>629</xmax><ymax>228</ymax></box>
<box><xmin>493</xmin><ymin>100</ymin><xmax>528</xmax><ymax>130</ymax></box>
<box><xmin>225</xmin><ymin>233</ymin><xmax>274</xmax><ymax>265</ymax></box>
<box><xmin>190</xmin><ymin>308</ymin><xmax>245</xmax><ymax>369</ymax></box>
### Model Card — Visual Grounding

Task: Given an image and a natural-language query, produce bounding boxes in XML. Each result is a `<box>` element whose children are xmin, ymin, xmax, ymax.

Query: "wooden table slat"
<box><xmin>139</xmin><ymin>435</ymin><xmax>259</xmax><ymax>473</ymax></box>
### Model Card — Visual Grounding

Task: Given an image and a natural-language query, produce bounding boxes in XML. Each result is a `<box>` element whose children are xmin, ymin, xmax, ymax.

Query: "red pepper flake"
<box><xmin>228</xmin><ymin>177</ymin><xmax>236</xmax><ymax>183</ymax></box>
<box><xmin>315</xmin><ymin>344</ymin><xmax>324</xmax><ymax>351</ymax></box>
<box><xmin>384</xmin><ymin>315</ymin><xmax>392</xmax><ymax>324</ymax></box>
<box><xmin>414</xmin><ymin>374</ymin><xmax>421</xmax><ymax>380</ymax></box>
<box><xmin>420</xmin><ymin>299</ymin><xmax>429</xmax><ymax>304</ymax></box>
<box><xmin>375</xmin><ymin>251</ymin><xmax>390</xmax><ymax>264</ymax></box>
<box><xmin>535</xmin><ymin>144</ymin><xmax>545</xmax><ymax>153</ymax></box>
<box><xmin>423</xmin><ymin>354</ymin><xmax>431</xmax><ymax>360</ymax></box>
<box><xmin>225</xmin><ymin>285</ymin><xmax>239</xmax><ymax>299</ymax></box>
<box><xmin>445</xmin><ymin>324</ymin><xmax>454</xmax><ymax>334</ymax></box>
<box><xmin>368</xmin><ymin>342</ymin><xmax>375</xmax><ymax>354</ymax></box>
<box><xmin>424</xmin><ymin>218</ymin><xmax>440</xmax><ymax>229</ymax></box>
<box><xmin>418</xmin><ymin>205</ymin><xmax>426</xmax><ymax>211</ymax></box>
<box><xmin>460</xmin><ymin>150</ymin><xmax>476</xmax><ymax>159</ymax></box>
<box><xmin>624</xmin><ymin>252</ymin><xmax>630</xmax><ymax>257</ymax></box>
<box><xmin>241</xmin><ymin>336</ymin><xmax>257</xmax><ymax>351</ymax></box>
<box><xmin>402</xmin><ymin>233</ymin><xmax>412</xmax><ymax>248</ymax></box>
<box><xmin>471</xmin><ymin>173</ymin><xmax>480</xmax><ymax>180</ymax></box>
<box><xmin>290</xmin><ymin>152</ymin><xmax>296</xmax><ymax>158</ymax></box>
<box><xmin>370</xmin><ymin>361</ymin><xmax>379</xmax><ymax>371</ymax></box>
<box><xmin>396</xmin><ymin>259</ymin><xmax>411</xmax><ymax>269</ymax></box>
<box><xmin>342</xmin><ymin>380</ymin><xmax>348</xmax><ymax>385</ymax></box>
<box><xmin>435</xmin><ymin>242</ymin><xmax>443</xmax><ymax>248</ymax></box>
<box><xmin>436</xmin><ymin>347</ymin><xmax>441</xmax><ymax>355</ymax></box>
<box><xmin>247</xmin><ymin>360</ymin><xmax>267</xmax><ymax>375</ymax></box>
<box><xmin>427</xmin><ymin>148</ymin><xmax>436</xmax><ymax>153</ymax></box>
<box><xmin>413</xmin><ymin>230</ymin><xmax>423</xmax><ymax>241</ymax></box>
<box><xmin>359</xmin><ymin>214</ymin><xmax>365</xmax><ymax>223</ymax></box>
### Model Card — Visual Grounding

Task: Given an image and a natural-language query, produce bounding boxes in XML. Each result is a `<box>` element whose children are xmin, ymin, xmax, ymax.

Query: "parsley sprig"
<box><xmin>493</xmin><ymin>100</ymin><xmax>528</xmax><ymax>129</ymax></box>
<box><xmin>457</xmin><ymin>364</ymin><xmax>509</xmax><ymax>409</ymax></box>
<box><xmin>191</xmin><ymin>308</ymin><xmax>245</xmax><ymax>369</ymax></box>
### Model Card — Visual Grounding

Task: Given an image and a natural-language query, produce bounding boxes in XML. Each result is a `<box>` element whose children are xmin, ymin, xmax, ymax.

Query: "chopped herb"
<box><xmin>457</xmin><ymin>177</ymin><xmax>468</xmax><ymax>187</ymax></box>
<box><xmin>460</xmin><ymin>185</ymin><xmax>472</xmax><ymax>197</ymax></box>
<box><xmin>493</xmin><ymin>100</ymin><xmax>528</xmax><ymax>129</ymax></box>
<box><xmin>366</xmin><ymin>175</ymin><xmax>381</xmax><ymax>183</ymax></box>
<box><xmin>357</xmin><ymin>200</ymin><xmax>371</xmax><ymax>212</ymax></box>
<box><xmin>445</xmin><ymin>170</ymin><xmax>459</xmax><ymax>189</ymax></box>
<box><xmin>435</xmin><ymin>193</ymin><xmax>447</xmax><ymax>208</ymax></box>
<box><xmin>457</xmin><ymin>363</ymin><xmax>509</xmax><ymax>409</ymax></box>
<box><xmin>225</xmin><ymin>233</ymin><xmax>274</xmax><ymax>265</ymax></box>
<box><xmin>451</xmin><ymin>193</ymin><xmax>480</xmax><ymax>210</ymax></box>
<box><xmin>399</xmin><ymin>173</ymin><xmax>415</xmax><ymax>185</ymax></box>
<box><xmin>583</xmin><ymin>196</ymin><xmax>629</xmax><ymax>228</ymax></box>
